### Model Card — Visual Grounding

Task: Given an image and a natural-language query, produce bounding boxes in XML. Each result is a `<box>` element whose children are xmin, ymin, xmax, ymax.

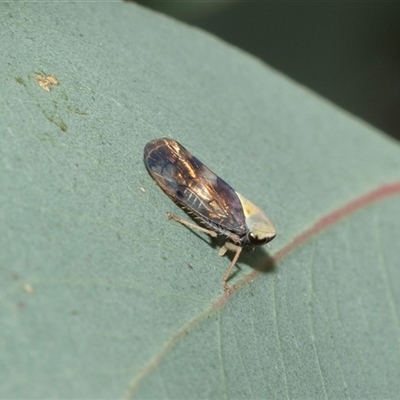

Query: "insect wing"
<box><xmin>144</xmin><ymin>138</ymin><xmax>246</xmax><ymax>235</ymax></box>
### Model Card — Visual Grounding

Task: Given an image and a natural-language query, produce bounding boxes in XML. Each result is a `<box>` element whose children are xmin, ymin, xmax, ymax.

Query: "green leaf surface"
<box><xmin>1</xmin><ymin>2</ymin><xmax>400</xmax><ymax>398</ymax></box>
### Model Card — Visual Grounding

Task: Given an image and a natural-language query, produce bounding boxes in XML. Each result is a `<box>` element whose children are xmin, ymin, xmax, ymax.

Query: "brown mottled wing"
<box><xmin>144</xmin><ymin>138</ymin><xmax>246</xmax><ymax>235</ymax></box>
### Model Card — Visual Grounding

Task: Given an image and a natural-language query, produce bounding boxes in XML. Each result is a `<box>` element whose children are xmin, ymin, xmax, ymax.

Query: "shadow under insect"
<box><xmin>213</xmin><ymin>234</ymin><xmax>276</xmax><ymax>279</ymax></box>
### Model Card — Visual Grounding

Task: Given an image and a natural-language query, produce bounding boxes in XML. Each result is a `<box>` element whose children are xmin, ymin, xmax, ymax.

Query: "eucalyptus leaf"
<box><xmin>1</xmin><ymin>2</ymin><xmax>400</xmax><ymax>399</ymax></box>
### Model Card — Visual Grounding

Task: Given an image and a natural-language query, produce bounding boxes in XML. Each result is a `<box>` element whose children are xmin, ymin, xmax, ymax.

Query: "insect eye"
<box><xmin>248</xmin><ymin>233</ymin><xmax>268</xmax><ymax>246</ymax></box>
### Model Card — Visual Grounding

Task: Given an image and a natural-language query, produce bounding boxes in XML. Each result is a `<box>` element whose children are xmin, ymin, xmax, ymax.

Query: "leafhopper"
<box><xmin>144</xmin><ymin>138</ymin><xmax>276</xmax><ymax>290</ymax></box>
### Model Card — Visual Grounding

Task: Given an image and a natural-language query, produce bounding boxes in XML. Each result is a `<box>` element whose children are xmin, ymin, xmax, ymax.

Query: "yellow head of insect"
<box><xmin>236</xmin><ymin>192</ymin><xmax>276</xmax><ymax>246</ymax></box>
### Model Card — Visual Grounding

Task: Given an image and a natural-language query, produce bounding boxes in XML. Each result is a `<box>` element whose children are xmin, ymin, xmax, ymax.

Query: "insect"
<box><xmin>144</xmin><ymin>138</ymin><xmax>276</xmax><ymax>290</ymax></box>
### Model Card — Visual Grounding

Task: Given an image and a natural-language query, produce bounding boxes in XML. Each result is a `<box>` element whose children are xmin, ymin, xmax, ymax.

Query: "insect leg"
<box><xmin>221</xmin><ymin>242</ymin><xmax>243</xmax><ymax>290</ymax></box>
<box><xmin>166</xmin><ymin>212</ymin><xmax>217</xmax><ymax>237</ymax></box>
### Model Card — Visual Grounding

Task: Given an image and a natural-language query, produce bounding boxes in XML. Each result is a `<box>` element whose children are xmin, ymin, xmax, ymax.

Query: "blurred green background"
<box><xmin>137</xmin><ymin>1</ymin><xmax>400</xmax><ymax>141</ymax></box>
